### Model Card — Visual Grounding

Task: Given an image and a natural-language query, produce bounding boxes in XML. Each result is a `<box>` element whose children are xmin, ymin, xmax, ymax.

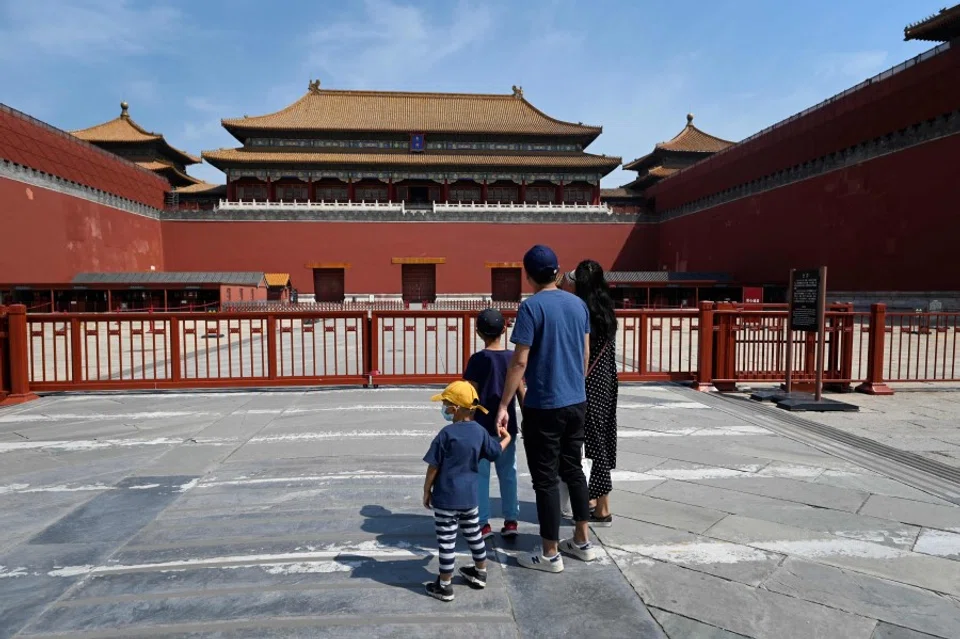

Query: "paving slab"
<box><xmin>619</xmin><ymin>559</ymin><xmax>878</xmax><ymax>639</ymax></box>
<box><xmin>650</xmin><ymin>608</ymin><xmax>752</xmax><ymax>639</ymax></box>
<box><xmin>871</xmin><ymin>622</ymin><xmax>949</xmax><ymax>639</ymax></box>
<box><xmin>859</xmin><ymin>494</ymin><xmax>960</xmax><ymax>532</ymax></box>
<box><xmin>2</xmin><ymin>384</ymin><xmax>960</xmax><ymax>638</ymax></box>
<box><xmin>764</xmin><ymin>558</ymin><xmax>960</xmax><ymax>638</ymax></box>
<box><xmin>690</xmin><ymin>475</ymin><xmax>871</xmax><ymax>512</ymax></box>
<box><xmin>707</xmin><ymin>515</ymin><xmax>960</xmax><ymax>597</ymax></box>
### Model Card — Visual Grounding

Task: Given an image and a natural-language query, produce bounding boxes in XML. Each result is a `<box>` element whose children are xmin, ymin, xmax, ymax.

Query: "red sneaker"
<box><xmin>480</xmin><ymin>523</ymin><xmax>494</xmax><ymax>540</ymax></box>
<box><xmin>500</xmin><ymin>521</ymin><xmax>519</xmax><ymax>539</ymax></box>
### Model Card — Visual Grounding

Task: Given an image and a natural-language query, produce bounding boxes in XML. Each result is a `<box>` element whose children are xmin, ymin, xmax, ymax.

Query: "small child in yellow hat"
<box><xmin>423</xmin><ymin>380</ymin><xmax>512</xmax><ymax>602</ymax></box>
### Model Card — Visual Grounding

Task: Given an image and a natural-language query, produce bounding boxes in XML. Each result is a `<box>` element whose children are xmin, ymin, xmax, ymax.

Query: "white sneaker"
<box><xmin>517</xmin><ymin>547</ymin><xmax>564</xmax><ymax>573</ymax></box>
<box><xmin>560</xmin><ymin>538</ymin><xmax>599</xmax><ymax>562</ymax></box>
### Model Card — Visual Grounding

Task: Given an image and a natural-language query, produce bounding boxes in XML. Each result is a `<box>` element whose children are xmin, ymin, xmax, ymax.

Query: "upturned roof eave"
<box><xmin>201</xmin><ymin>150</ymin><xmax>622</xmax><ymax>176</ymax></box>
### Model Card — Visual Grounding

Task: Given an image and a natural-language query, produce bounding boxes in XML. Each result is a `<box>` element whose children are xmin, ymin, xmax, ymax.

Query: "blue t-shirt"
<box><xmin>423</xmin><ymin>420</ymin><xmax>503</xmax><ymax>511</ymax></box>
<box><xmin>463</xmin><ymin>349</ymin><xmax>518</xmax><ymax>438</ymax></box>
<box><xmin>510</xmin><ymin>289</ymin><xmax>590</xmax><ymax>410</ymax></box>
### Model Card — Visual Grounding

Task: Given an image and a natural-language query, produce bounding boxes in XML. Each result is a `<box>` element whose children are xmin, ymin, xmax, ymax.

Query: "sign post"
<box><xmin>814</xmin><ymin>266</ymin><xmax>828</xmax><ymax>402</ymax></box>
<box><xmin>785</xmin><ymin>270</ymin><xmax>795</xmax><ymax>394</ymax></box>
<box><xmin>765</xmin><ymin>267</ymin><xmax>854</xmax><ymax>412</ymax></box>
<box><xmin>787</xmin><ymin>267</ymin><xmax>827</xmax><ymax>400</ymax></box>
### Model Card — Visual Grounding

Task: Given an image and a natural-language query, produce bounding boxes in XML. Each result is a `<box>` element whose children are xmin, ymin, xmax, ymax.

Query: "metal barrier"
<box><xmin>7</xmin><ymin>303</ymin><xmax>959</xmax><ymax>399</ymax></box>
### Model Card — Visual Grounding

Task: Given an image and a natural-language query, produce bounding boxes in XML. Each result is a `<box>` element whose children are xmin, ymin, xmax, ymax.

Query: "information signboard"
<box><xmin>790</xmin><ymin>269</ymin><xmax>821</xmax><ymax>332</ymax></box>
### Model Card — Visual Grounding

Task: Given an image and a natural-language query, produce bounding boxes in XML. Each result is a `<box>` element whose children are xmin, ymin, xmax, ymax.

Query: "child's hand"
<box><xmin>423</xmin><ymin>489</ymin><xmax>432</xmax><ymax>509</ymax></box>
<box><xmin>497</xmin><ymin>425</ymin><xmax>509</xmax><ymax>439</ymax></box>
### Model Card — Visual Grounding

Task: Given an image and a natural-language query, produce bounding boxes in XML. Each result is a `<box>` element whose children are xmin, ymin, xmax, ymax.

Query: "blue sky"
<box><xmin>0</xmin><ymin>0</ymin><xmax>945</xmax><ymax>186</ymax></box>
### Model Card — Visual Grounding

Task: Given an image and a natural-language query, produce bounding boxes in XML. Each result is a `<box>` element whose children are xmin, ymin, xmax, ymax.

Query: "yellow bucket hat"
<box><xmin>430</xmin><ymin>380</ymin><xmax>489</xmax><ymax>414</ymax></box>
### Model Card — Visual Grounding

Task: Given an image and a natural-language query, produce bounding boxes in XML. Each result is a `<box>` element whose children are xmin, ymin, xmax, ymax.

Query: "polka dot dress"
<box><xmin>585</xmin><ymin>333</ymin><xmax>618</xmax><ymax>500</ymax></box>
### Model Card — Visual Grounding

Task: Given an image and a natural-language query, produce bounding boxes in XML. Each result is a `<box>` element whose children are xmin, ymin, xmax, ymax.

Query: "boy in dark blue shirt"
<box><xmin>495</xmin><ymin>244</ymin><xmax>598</xmax><ymax>573</ymax></box>
<box><xmin>463</xmin><ymin>308</ymin><xmax>524</xmax><ymax>540</ymax></box>
<box><xmin>423</xmin><ymin>380</ymin><xmax>512</xmax><ymax>602</ymax></box>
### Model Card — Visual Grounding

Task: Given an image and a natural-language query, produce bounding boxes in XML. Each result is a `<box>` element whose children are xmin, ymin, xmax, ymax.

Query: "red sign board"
<box><xmin>743</xmin><ymin>286</ymin><xmax>763</xmax><ymax>304</ymax></box>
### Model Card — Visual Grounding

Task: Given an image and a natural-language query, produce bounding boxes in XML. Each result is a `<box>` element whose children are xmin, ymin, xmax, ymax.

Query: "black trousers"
<box><xmin>521</xmin><ymin>402</ymin><xmax>591</xmax><ymax>542</ymax></box>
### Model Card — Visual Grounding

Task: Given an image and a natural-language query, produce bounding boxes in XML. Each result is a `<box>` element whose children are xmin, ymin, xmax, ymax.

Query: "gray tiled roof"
<box><xmin>72</xmin><ymin>272</ymin><xmax>266</xmax><ymax>286</ymax></box>
<box><xmin>605</xmin><ymin>271</ymin><xmax>730</xmax><ymax>283</ymax></box>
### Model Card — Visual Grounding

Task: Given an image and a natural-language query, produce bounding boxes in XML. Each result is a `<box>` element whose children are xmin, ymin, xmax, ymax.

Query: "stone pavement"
<box><xmin>761</xmin><ymin>386</ymin><xmax>960</xmax><ymax>469</ymax></box>
<box><xmin>0</xmin><ymin>385</ymin><xmax>959</xmax><ymax>638</ymax></box>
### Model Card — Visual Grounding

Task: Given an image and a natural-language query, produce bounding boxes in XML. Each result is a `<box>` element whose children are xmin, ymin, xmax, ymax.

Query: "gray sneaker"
<box><xmin>560</xmin><ymin>538</ymin><xmax>599</xmax><ymax>562</ymax></box>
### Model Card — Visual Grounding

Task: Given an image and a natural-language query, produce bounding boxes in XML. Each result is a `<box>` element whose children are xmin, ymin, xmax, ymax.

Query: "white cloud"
<box><xmin>303</xmin><ymin>0</ymin><xmax>494</xmax><ymax>88</ymax></box>
<box><xmin>0</xmin><ymin>0</ymin><xmax>182</xmax><ymax>62</ymax></box>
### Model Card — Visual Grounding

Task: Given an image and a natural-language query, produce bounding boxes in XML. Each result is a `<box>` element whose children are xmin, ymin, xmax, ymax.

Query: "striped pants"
<box><xmin>434</xmin><ymin>506</ymin><xmax>486</xmax><ymax>575</ymax></box>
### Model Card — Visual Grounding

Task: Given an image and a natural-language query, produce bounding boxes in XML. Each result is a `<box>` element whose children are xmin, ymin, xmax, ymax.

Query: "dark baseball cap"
<box><xmin>523</xmin><ymin>244</ymin><xmax>559</xmax><ymax>277</ymax></box>
<box><xmin>476</xmin><ymin>308</ymin><xmax>505</xmax><ymax>337</ymax></box>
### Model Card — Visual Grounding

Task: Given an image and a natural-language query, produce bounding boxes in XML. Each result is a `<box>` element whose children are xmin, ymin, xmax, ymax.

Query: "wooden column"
<box><xmin>388</xmin><ymin>179</ymin><xmax>395</xmax><ymax>202</ymax></box>
<box><xmin>2</xmin><ymin>305</ymin><xmax>38</xmax><ymax>406</ymax></box>
<box><xmin>442</xmin><ymin>179</ymin><xmax>450</xmax><ymax>203</ymax></box>
<box><xmin>267</xmin><ymin>178</ymin><xmax>275</xmax><ymax>202</ymax></box>
<box><xmin>481</xmin><ymin>180</ymin><xmax>488</xmax><ymax>203</ymax></box>
<box><xmin>348</xmin><ymin>179</ymin><xmax>356</xmax><ymax>202</ymax></box>
<box><xmin>519</xmin><ymin>180</ymin><xmax>527</xmax><ymax>204</ymax></box>
<box><xmin>555</xmin><ymin>181</ymin><xmax>564</xmax><ymax>204</ymax></box>
<box><xmin>855</xmin><ymin>303</ymin><xmax>894</xmax><ymax>395</ymax></box>
<box><xmin>308</xmin><ymin>180</ymin><xmax>316</xmax><ymax>202</ymax></box>
<box><xmin>592</xmin><ymin>184</ymin><xmax>601</xmax><ymax>205</ymax></box>
<box><xmin>226</xmin><ymin>181</ymin><xmax>236</xmax><ymax>201</ymax></box>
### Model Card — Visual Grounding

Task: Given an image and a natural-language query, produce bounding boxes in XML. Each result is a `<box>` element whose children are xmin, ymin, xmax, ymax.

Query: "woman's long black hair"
<box><xmin>574</xmin><ymin>259</ymin><xmax>617</xmax><ymax>343</ymax></box>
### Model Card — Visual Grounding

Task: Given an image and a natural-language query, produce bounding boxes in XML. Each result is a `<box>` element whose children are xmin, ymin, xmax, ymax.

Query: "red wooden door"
<box><xmin>313</xmin><ymin>269</ymin><xmax>345</xmax><ymax>303</ymax></box>
<box><xmin>491</xmin><ymin>268</ymin><xmax>521</xmax><ymax>302</ymax></box>
<box><xmin>401</xmin><ymin>265</ymin><xmax>436</xmax><ymax>303</ymax></box>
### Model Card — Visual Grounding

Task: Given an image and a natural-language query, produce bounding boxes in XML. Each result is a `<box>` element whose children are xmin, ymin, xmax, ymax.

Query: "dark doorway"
<box><xmin>409</xmin><ymin>186</ymin><xmax>429</xmax><ymax>203</ymax></box>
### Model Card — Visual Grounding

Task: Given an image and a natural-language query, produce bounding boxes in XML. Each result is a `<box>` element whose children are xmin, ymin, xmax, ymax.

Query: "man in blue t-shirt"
<box><xmin>495</xmin><ymin>244</ymin><xmax>599</xmax><ymax>572</ymax></box>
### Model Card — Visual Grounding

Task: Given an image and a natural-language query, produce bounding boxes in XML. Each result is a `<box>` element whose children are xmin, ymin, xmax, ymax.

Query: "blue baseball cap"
<box><xmin>476</xmin><ymin>308</ymin><xmax>505</xmax><ymax>338</ymax></box>
<box><xmin>523</xmin><ymin>245</ymin><xmax>559</xmax><ymax>277</ymax></box>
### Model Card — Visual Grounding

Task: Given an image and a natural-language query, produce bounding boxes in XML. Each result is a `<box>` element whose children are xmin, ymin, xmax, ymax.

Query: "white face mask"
<box><xmin>440</xmin><ymin>405</ymin><xmax>454</xmax><ymax>423</ymax></box>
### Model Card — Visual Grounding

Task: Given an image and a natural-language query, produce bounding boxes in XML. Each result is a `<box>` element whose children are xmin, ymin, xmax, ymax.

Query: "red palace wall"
<box><xmin>163</xmin><ymin>221</ymin><xmax>654</xmax><ymax>295</ymax></box>
<box><xmin>657</xmin><ymin>134</ymin><xmax>960</xmax><ymax>291</ymax></box>
<box><xmin>0</xmin><ymin>177</ymin><xmax>165</xmax><ymax>282</ymax></box>
<box><xmin>649</xmin><ymin>44</ymin><xmax>960</xmax><ymax>210</ymax></box>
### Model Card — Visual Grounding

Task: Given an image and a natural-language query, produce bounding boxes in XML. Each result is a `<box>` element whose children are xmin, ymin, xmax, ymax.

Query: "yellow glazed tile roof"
<box><xmin>222</xmin><ymin>83</ymin><xmax>602</xmax><ymax>136</ymax></box>
<box><xmin>72</xmin><ymin>102</ymin><xmax>201</xmax><ymax>164</ymax></box>
<box><xmin>264</xmin><ymin>273</ymin><xmax>291</xmax><ymax>287</ymax></box>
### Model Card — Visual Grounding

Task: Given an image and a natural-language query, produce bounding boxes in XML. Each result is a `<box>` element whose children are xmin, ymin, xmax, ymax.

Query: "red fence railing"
<box><xmin>2</xmin><ymin>303</ymin><xmax>955</xmax><ymax>400</ymax></box>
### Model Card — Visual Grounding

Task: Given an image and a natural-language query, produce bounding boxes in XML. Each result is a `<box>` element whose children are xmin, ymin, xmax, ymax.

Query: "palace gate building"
<box><xmin>0</xmin><ymin>5</ymin><xmax>958</xmax><ymax>309</ymax></box>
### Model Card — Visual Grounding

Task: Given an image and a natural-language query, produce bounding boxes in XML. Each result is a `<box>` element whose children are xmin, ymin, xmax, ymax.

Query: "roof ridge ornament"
<box><xmin>512</xmin><ymin>85</ymin><xmax>523</xmax><ymax>98</ymax></box>
<box><xmin>120</xmin><ymin>101</ymin><xmax>129</xmax><ymax>118</ymax></box>
<box><xmin>308</xmin><ymin>79</ymin><xmax>321</xmax><ymax>95</ymax></box>
<box><xmin>687</xmin><ymin>113</ymin><xmax>694</xmax><ymax>124</ymax></box>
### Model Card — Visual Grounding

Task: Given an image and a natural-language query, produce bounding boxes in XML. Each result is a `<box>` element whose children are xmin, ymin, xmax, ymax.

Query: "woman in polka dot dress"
<box><xmin>572</xmin><ymin>260</ymin><xmax>619</xmax><ymax>526</ymax></box>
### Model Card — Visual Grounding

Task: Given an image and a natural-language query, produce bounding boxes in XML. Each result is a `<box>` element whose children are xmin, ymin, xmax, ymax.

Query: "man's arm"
<box><xmin>497</xmin><ymin>345</ymin><xmax>529</xmax><ymax>429</ymax></box>
<box><xmin>583</xmin><ymin>333</ymin><xmax>591</xmax><ymax>377</ymax></box>
<box><xmin>423</xmin><ymin>465</ymin><xmax>438</xmax><ymax>509</ymax></box>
